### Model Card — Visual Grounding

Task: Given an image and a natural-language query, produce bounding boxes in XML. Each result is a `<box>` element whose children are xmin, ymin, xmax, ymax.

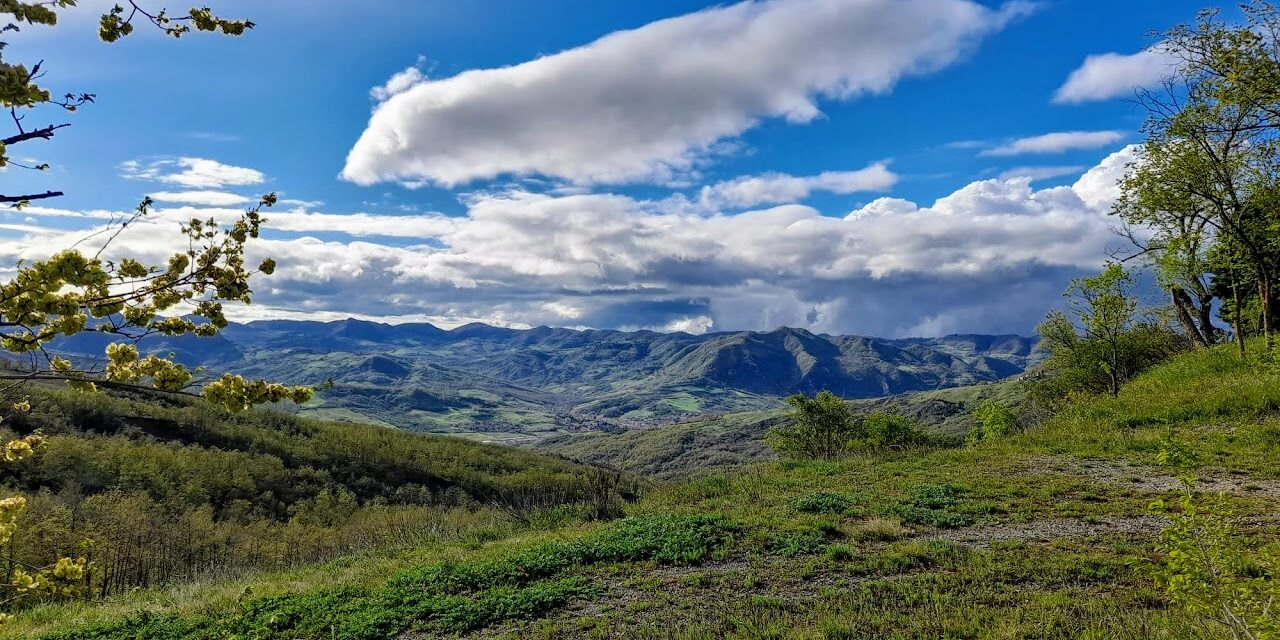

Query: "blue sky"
<box><xmin>0</xmin><ymin>0</ymin><xmax>1217</xmax><ymax>336</ymax></box>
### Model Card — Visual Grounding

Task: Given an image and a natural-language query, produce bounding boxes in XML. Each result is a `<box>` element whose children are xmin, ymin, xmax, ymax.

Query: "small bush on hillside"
<box><xmin>906</xmin><ymin>484</ymin><xmax>962</xmax><ymax>509</ymax></box>
<box><xmin>1152</xmin><ymin>434</ymin><xmax>1280</xmax><ymax>639</ymax></box>
<box><xmin>863</xmin><ymin>412</ymin><xmax>930</xmax><ymax>449</ymax></box>
<box><xmin>1031</xmin><ymin>264</ymin><xmax>1187</xmax><ymax>405</ymax></box>
<box><xmin>769</xmin><ymin>521</ymin><xmax>842</xmax><ymax>557</ymax></box>
<box><xmin>767</xmin><ymin>391</ymin><xmax>860</xmax><ymax>460</ymax></box>
<box><xmin>825</xmin><ymin>543</ymin><xmax>854</xmax><ymax>561</ymax></box>
<box><xmin>768</xmin><ymin>393</ymin><xmax>929</xmax><ymax>460</ymax></box>
<box><xmin>850</xmin><ymin>518</ymin><xmax>906</xmax><ymax>542</ymax></box>
<box><xmin>966</xmin><ymin>400</ymin><xmax>1019</xmax><ymax>445</ymax></box>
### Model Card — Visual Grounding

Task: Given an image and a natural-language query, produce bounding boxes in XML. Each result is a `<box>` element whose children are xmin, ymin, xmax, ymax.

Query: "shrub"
<box><xmin>770</xmin><ymin>526</ymin><xmax>835</xmax><ymax>557</ymax></box>
<box><xmin>850</xmin><ymin>518</ymin><xmax>906</xmax><ymax>542</ymax></box>
<box><xmin>768</xmin><ymin>394</ymin><xmax>929</xmax><ymax>460</ymax></box>
<box><xmin>825</xmin><ymin>543</ymin><xmax>854</xmax><ymax>561</ymax></box>
<box><xmin>1034</xmin><ymin>314</ymin><xmax>1185</xmax><ymax>405</ymax></box>
<box><xmin>1151</xmin><ymin>432</ymin><xmax>1280</xmax><ymax>640</ymax></box>
<box><xmin>862</xmin><ymin>412</ymin><xmax>929</xmax><ymax>449</ymax></box>
<box><xmin>905</xmin><ymin>484</ymin><xmax>962</xmax><ymax>509</ymax></box>
<box><xmin>767</xmin><ymin>391</ymin><xmax>860</xmax><ymax>460</ymax></box>
<box><xmin>966</xmin><ymin>400</ymin><xmax>1019</xmax><ymax>445</ymax></box>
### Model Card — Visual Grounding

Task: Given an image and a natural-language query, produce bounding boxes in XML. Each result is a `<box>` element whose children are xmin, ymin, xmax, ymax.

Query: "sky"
<box><xmin>0</xmin><ymin>0</ymin><xmax>1217</xmax><ymax>337</ymax></box>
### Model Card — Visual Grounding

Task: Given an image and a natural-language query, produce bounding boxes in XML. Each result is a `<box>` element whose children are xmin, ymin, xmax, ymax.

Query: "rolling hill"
<box><xmin>540</xmin><ymin>377</ymin><xmax>1027</xmax><ymax>477</ymax></box>
<box><xmin>49</xmin><ymin>319</ymin><xmax>1041</xmax><ymax>440</ymax></box>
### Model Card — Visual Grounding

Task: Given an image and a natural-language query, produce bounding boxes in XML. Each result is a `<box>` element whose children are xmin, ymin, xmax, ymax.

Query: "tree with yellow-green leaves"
<box><xmin>0</xmin><ymin>1</ymin><xmax>310</xmax><ymax>618</ymax></box>
<box><xmin>1117</xmin><ymin>2</ymin><xmax>1280</xmax><ymax>347</ymax></box>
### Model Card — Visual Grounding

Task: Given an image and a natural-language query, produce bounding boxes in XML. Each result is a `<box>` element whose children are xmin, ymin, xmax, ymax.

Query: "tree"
<box><xmin>1151</xmin><ymin>434</ymin><xmax>1280</xmax><ymax>640</ymax></box>
<box><xmin>1114</xmin><ymin>180</ymin><xmax>1219</xmax><ymax>348</ymax></box>
<box><xmin>0</xmin><ymin>1</ymin><xmax>308</xmax><ymax>617</ymax></box>
<box><xmin>1121</xmin><ymin>3</ymin><xmax>1280</xmax><ymax>344</ymax></box>
<box><xmin>1036</xmin><ymin>264</ymin><xmax>1183</xmax><ymax>399</ymax></box>
<box><xmin>767</xmin><ymin>394</ymin><xmax>928</xmax><ymax>460</ymax></box>
<box><xmin>1</xmin><ymin>1</ymin><xmax>254</xmax><ymax>202</ymax></box>
<box><xmin>767</xmin><ymin>391</ymin><xmax>859</xmax><ymax>460</ymax></box>
<box><xmin>1071</xmin><ymin>264</ymin><xmax>1141</xmax><ymax>397</ymax></box>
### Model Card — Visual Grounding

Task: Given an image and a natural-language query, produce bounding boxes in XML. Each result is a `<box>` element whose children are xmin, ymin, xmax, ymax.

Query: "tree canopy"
<box><xmin>1117</xmin><ymin>2</ymin><xmax>1280</xmax><ymax>348</ymax></box>
<box><xmin>0</xmin><ymin>0</ymin><xmax>308</xmax><ymax>615</ymax></box>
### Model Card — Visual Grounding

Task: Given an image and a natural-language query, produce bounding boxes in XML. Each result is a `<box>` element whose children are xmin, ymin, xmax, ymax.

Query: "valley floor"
<box><xmin>13</xmin><ymin>343</ymin><xmax>1280</xmax><ymax>639</ymax></box>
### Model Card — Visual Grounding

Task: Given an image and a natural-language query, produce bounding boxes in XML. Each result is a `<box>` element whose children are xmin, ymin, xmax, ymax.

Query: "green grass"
<box><xmin>13</xmin><ymin>341</ymin><xmax>1280</xmax><ymax>639</ymax></box>
<box><xmin>37</xmin><ymin>515</ymin><xmax>736</xmax><ymax>640</ymax></box>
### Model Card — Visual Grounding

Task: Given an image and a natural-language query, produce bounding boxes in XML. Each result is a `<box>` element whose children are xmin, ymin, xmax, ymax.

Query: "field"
<box><xmin>11</xmin><ymin>341</ymin><xmax>1279</xmax><ymax>638</ymax></box>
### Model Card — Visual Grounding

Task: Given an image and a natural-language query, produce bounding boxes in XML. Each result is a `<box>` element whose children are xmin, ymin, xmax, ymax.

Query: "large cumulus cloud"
<box><xmin>341</xmin><ymin>0</ymin><xmax>1031</xmax><ymax>187</ymax></box>
<box><xmin>0</xmin><ymin>147</ymin><xmax>1138</xmax><ymax>337</ymax></box>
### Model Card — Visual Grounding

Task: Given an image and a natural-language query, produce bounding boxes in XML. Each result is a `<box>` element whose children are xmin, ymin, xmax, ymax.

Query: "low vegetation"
<box><xmin>0</xmin><ymin>385</ymin><xmax>621</xmax><ymax>601</ymax></box>
<box><xmin>0</xmin><ymin>340</ymin><xmax>1273</xmax><ymax>638</ymax></box>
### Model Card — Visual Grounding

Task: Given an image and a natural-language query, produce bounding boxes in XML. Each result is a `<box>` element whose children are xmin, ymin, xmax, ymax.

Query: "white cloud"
<box><xmin>187</xmin><ymin>131</ymin><xmax>241</xmax><ymax>143</ymax></box>
<box><xmin>541</xmin><ymin>301</ymin><xmax>585</xmax><ymax>320</ymax></box>
<box><xmin>699</xmin><ymin>163</ymin><xmax>897</xmax><ymax>208</ymax></box>
<box><xmin>942</xmin><ymin>139</ymin><xmax>987</xmax><ymax>150</ymax></box>
<box><xmin>19</xmin><ymin>204</ymin><xmax>459</xmax><ymax>239</ymax></box>
<box><xmin>370</xmin><ymin>62</ymin><xmax>428</xmax><ymax>102</ymax></box>
<box><xmin>5</xmin><ymin>147</ymin><xmax>1139</xmax><ymax>337</ymax></box>
<box><xmin>342</xmin><ymin>0</ymin><xmax>1032</xmax><ymax>187</ymax></box>
<box><xmin>1072</xmin><ymin>144</ymin><xmax>1138</xmax><ymax>210</ymax></box>
<box><xmin>1054</xmin><ymin>46</ymin><xmax>1181</xmax><ymax>104</ymax></box>
<box><xmin>121</xmin><ymin>157</ymin><xmax>265</xmax><ymax>188</ymax></box>
<box><xmin>279</xmin><ymin>198</ymin><xmax>325</xmax><ymax>208</ymax></box>
<box><xmin>664</xmin><ymin>315</ymin><xmax>715</xmax><ymax>334</ymax></box>
<box><xmin>996</xmin><ymin>165</ymin><xmax>1085</xmax><ymax>182</ymax></box>
<box><xmin>981</xmin><ymin>130</ymin><xmax>1125</xmax><ymax>157</ymax></box>
<box><xmin>148</xmin><ymin>191</ymin><xmax>254</xmax><ymax>206</ymax></box>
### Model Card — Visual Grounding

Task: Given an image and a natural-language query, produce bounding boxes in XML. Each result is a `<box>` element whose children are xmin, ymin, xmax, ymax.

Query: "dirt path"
<box><xmin>918</xmin><ymin>514</ymin><xmax>1166</xmax><ymax>548</ymax></box>
<box><xmin>1020</xmin><ymin>455</ymin><xmax>1280</xmax><ymax>497</ymax></box>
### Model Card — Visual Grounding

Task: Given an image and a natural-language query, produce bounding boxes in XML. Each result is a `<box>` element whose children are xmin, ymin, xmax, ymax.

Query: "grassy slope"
<box><xmin>12</xmin><ymin>342</ymin><xmax>1280</xmax><ymax>639</ymax></box>
<box><xmin>1</xmin><ymin>385</ymin><xmax>593</xmax><ymax>505</ymax></box>
<box><xmin>539</xmin><ymin>380</ymin><xmax>1024</xmax><ymax>478</ymax></box>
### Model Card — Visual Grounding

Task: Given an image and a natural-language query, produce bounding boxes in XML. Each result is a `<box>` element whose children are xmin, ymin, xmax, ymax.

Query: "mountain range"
<box><xmin>48</xmin><ymin>319</ymin><xmax>1041</xmax><ymax>442</ymax></box>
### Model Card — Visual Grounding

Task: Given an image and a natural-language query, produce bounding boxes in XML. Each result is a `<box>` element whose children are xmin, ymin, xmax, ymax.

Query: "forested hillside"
<box><xmin>49</xmin><ymin>321</ymin><xmax>1040</xmax><ymax>440</ymax></box>
<box><xmin>0</xmin><ymin>385</ymin><xmax>609</xmax><ymax>599</ymax></box>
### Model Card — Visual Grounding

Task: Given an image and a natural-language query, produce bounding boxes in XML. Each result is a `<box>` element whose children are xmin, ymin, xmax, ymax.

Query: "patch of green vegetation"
<box><xmin>41</xmin><ymin>514</ymin><xmax>736</xmax><ymax>639</ymax></box>
<box><xmin>0</xmin><ymin>385</ymin><xmax>606</xmax><ymax>602</ymax></box>
<box><xmin>885</xmin><ymin>483</ymin><xmax>974</xmax><ymax>528</ymax></box>
<box><xmin>787</xmin><ymin>491</ymin><xmax>860</xmax><ymax>516</ymax></box>
<box><xmin>660</xmin><ymin>392</ymin><xmax>703</xmax><ymax>413</ymax></box>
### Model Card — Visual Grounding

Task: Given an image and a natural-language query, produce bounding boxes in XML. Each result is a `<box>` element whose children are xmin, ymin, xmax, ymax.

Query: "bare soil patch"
<box><xmin>1021</xmin><ymin>455</ymin><xmax>1280</xmax><ymax>497</ymax></box>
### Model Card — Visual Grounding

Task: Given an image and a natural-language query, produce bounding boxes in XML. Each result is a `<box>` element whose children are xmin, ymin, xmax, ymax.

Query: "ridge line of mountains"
<box><xmin>46</xmin><ymin>319</ymin><xmax>1041</xmax><ymax>442</ymax></box>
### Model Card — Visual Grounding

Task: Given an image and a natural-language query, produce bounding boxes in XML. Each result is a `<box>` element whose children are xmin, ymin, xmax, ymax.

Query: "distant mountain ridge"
<box><xmin>48</xmin><ymin>319</ymin><xmax>1041</xmax><ymax>441</ymax></box>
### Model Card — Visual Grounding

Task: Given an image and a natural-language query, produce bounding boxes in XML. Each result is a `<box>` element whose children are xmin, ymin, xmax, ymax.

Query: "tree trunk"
<box><xmin>1109</xmin><ymin>343</ymin><xmax>1119</xmax><ymax>397</ymax></box>
<box><xmin>1172</xmin><ymin>287</ymin><xmax>1210</xmax><ymax>348</ymax></box>
<box><xmin>1234</xmin><ymin>278</ymin><xmax>1247</xmax><ymax>361</ymax></box>
<box><xmin>1196</xmin><ymin>292</ymin><xmax>1217</xmax><ymax>344</ymax></box>
<box><xmin>1259</xmin><ymin>269</ymin><xmax>1275</xmax><ymax>347</ymax></box>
